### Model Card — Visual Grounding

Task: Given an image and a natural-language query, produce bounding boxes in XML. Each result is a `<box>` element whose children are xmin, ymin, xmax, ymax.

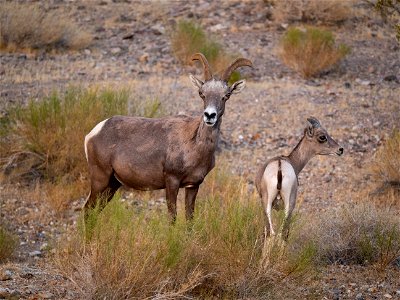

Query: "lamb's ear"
<box><xmin>189</xmin><ymin>75</ymin><xmax>203</xmax><ymax>89</ymax></box>
<box><xmin>307</xmin><ymin>117</ymin><xmax>321</xmax><ymax>128</ymax></box>
<box><xmin>230</xmin><ymin>80</ymin><xmax>246</xmax><ymax>94</ymax></box>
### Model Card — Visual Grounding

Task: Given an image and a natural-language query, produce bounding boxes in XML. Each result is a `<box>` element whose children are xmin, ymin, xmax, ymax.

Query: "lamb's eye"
<box><xmin>318</xmin><ymin>135</ymin><xmax>327</xmax><ymax>143</ymax></box>
<box><xmin>199</xmin><ymin>91</ymin><xmax>205</xmax><ymax>99</ymax></box>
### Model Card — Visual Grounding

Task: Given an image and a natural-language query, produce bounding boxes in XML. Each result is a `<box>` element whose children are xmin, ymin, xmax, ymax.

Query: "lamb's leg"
<box><xmin>185</xmin><ymin>186</ymin><xmax>199</xmax><ymax>220</ymax></box>
<box><xmin>281</xmin><ymin>185</ymin><xmax>297</xmax><ymax>241</ymax></box>
<box><xmin>165</xmin><ymin>176</ymin><xmax>180</xmax><ymax>223</ymax></box>
<box><xmin>262</xmin><ymin>188</ymin><xmax>278</xmax><ymax>238</ymax></box>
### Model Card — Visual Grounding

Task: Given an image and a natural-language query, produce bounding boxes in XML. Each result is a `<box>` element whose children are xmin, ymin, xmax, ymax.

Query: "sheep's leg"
<box><xmin>185</xmin><ymin>186</ymin><xmax>199</xmax><ymax>220</ymax></box>
<box><xmin>281</xmin><ymin>185</ymin><xmax>297</xmax><ymax>241</ymax></box>
<box><xmin>165</xmin><ymin>176</ymin><xmax>180</xmax><ymax>223</ymax></box>
<box><xmin>84</xmin><ymin>172</ymin><xmax>121</xmax><ymax>217</ymax></box>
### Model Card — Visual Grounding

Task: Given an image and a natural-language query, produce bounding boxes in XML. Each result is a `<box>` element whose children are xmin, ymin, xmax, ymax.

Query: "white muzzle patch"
<box><xmin>203</xmin><ymin>106</ymin><xmax>217</xmax><ymax>126</ymax></box>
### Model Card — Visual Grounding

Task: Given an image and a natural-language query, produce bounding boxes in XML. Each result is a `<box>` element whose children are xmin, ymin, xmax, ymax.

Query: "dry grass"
<box><xmin>0</xmin><ymin>2</ymin><xmax>92</xmax><ymax>52</ymax></box>
<box><xmin>273</xmin><ymin>0</ymin><xmax>354</xmax><ymax>25</ymax></box>
<box><xmin>56</xmin><ymin>167</ymin><xmax>317</xmax><ymax>299</ymax></box>
<box><xmin>296</xmin><ymin>203</ymin><xmax>400</xmax><ymax>270</ymax></box>
<box><xmin>0</xmin><ymin>87</ymin><xmax>162</xmax><ymax>210</ymax></box>
<box><xmin>371</xmin><ymin>130</ymin><xmax>400</xmax><ymax>190</ymax></box>
<box><xmin>171</xmin><ymin>20</ymin><xmax>241</xmax><ymax>83</ymax></box>
<box><xmin>0</xmin><ymin>226</ymin><xmax>17</xmax><ymax>262</ymax></box>
<box><xmin>279</xmin><ymin>26</ymin><xmax>350</xmax><ymax>78</ymax></box>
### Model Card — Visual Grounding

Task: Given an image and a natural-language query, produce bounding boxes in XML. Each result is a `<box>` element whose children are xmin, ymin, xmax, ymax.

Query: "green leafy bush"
<box><xmin>280</xmin><ymin>26</ymin><xmax>350</xmax><ymax>78</ymax></box>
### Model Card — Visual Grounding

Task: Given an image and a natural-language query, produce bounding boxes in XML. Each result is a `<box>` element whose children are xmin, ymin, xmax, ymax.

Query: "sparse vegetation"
<box><xmin>0</xmin><ymin>2</ymin><xmax>92</xmax><ymax>52</ymax></box>
<box><xmin>171</xmin><ymin>20</ymin><xmax>241</xmax><ymax>83</ymax></box>
<box><xmin>0</xmin><ymin>87</ymin><xmax>162</xmax><ymax>210</ymax></box>
<box><xmin>57</xmin><ymin>168</ymin><xmax>317</xmax><ymax>299</ymax></box>
<box><xmin>279</xmin><ymin>26</ymin><xmax>350</xmax><ymax>78</ymax></box>
<box><xmin>0</xmin><ymin>226</ymin><xmax>17</xmax><ymax>262</ymax></box>
<box><xmin>369</xmin><ymin>130</ymin><xmax>400</xmax><ymax>205</ymax></box>
<box><xmin>296</xmin><ymin>203</ymin><xmax>400</xmax><ymax>270</ymax></box>
<box><xmin>366</xmin><ymin>0</ymin><xmax>400</xmax><ymax>41</ymax></box>
<box><xmin>273</xmin><ymin>0</ymin><xmax>354</xmax><ymax>25</ymax></box>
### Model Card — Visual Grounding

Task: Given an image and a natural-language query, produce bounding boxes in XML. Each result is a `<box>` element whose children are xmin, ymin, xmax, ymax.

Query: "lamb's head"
<box><xmin>189</xmin><ymin>53</ymin><xmax>253</xmax><ymax>127</ymax></box>
<box><xmin>304</xmin><ymin>117</ymin><xmax>344</xmax><ymax>156</ymax></box>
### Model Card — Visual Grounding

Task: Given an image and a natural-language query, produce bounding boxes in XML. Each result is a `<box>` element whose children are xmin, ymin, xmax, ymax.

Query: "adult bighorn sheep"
<box><xmin>84</xmin><ymin>53</ymin><xmax>253</xmax><ymax>221</ymax></box>
<box><xmin>255</xmin><ymin>117</ymin><xmax>343</xmax><ymax>240</ymax></box>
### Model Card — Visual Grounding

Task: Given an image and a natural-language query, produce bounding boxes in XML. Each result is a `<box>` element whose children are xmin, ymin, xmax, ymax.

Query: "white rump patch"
<box><xmin>84</xmin><ymin>118</ymin><xmax>108</xmax><ymax>161</ymax></box>
<box><xmin>202</xmin><ymin>79</ymin><xmax>227</xmax><ymax>93</ymax></box>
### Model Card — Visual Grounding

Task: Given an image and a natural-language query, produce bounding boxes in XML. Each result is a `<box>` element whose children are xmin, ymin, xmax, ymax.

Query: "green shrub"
<box><xmin>57</xmin><ymin>167</ymin><xmax>317</xmax><ymax>299</ymax></box>
<box><xmin>0</xmin><ymin>2</ymin><xmax>92</xmax><ymax>52</ymax></box>
<box><xmin>171</xmin><ymin>20</ymin><xmax>241</xmax><ymax>84</ymax></box>
<box><xmin>280</xmin><ymin>26</ymin><xmax>350</xmax><ymax>78</ymax></box>
<box><xmin>0</xmin><ymin>87</ymin><xmax>162</xmax><ymax>209</ymax></box>
<box><xmin>0</xmin><ymin>226</ymin><xmax>17</xmax><ymax>262</ymax></box>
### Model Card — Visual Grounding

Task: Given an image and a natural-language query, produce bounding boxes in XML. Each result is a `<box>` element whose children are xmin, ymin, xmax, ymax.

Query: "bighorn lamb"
<box><xmin>255</xmin><ymin>117</ymin><xmax>343</xmax><ymax>240</ymax></box>
<box><xmin>84</xmin><ymin>53</ymin><xmax>253</xmax><ymax>220</ymax></box>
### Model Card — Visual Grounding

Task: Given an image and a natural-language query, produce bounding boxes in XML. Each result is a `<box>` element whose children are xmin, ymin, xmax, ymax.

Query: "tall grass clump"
<box><xmin>0</xmin><ymin>87</ymin><xmax>162</xmax><ymax>209</ymax></box>
<box><xmin>280</xmin><ymin>26</ymin><xmax>350</xmax><ymax>78</ymax></box>
<box><xmin>171</xmin><ymin>20</ymin><xmax>241</xmax><ymax>84</ymax></box>
<box><xmin>0</xmin><ymin>2</ymin><xmax>92</xmax><ymax>52</ymax></box>
<box><xmin>297</xmin><ymin>203</ymin><xmax>400</xmax><ymax>270</ymax></box>
<box><xmin>0</xmin><ymin>226</ymin><xmax>17</xmax><ymax>262</ymax></box>
<box><xmin>371</xmin><ymin>130</ymin><xmax>400</xmax><ymax>191</ymax></box>
<box><xmin>56</xmin><ymin>168</ymin><xmax>317</xmax><ymax>299</ymax></box>
<box><xmin>273</xmin><ymin>0</ymin><xmax>354</xmax><ymax>25</ymax></box>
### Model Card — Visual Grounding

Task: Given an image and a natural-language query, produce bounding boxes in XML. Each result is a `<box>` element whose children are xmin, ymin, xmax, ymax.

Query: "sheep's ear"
<box><xmin>230</xmin><ymin>80</ymin><xmax>246</xmax><ymax>94</ymax></box>
<box><xmin>189</xmin><ymin>75</ymin><xmax>203</xmax><ymax>89</ymax></box>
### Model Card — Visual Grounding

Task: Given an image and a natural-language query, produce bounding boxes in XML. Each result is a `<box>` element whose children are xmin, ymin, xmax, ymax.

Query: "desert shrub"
<box><xmin>0</xmin><ymin>226</ymin><xmax>17</xmax><ymax>262</ymax></box>
<box><xmin>56</xmin><ymin>167</ymin><xmax>317</xmax><ymax>299</ymax></box>
<box><xmin>0</xmin><ymin>87</ymin><xmax>162</xmax><ymax>209</ymax></box>
<box><xmin>367</xmin><ymin>0</ymin><xmax>400</xmax><ymax>41</ymax></box>
<box><xmin>297</xmin><ymin>203</ymin><xmax>400</xmax><ymax>269</ymax></box>
<box><xmin>279</xmin><ymin>26</ymin><xmax>350</xmax><ymax>78</ymax></box>
<box><xmin>273</xmin><ymin>0</ymin><xmax>354</xmax><ymax>25</ymax></box>
<box><xmin>171</xmin><ymin>20</ymin><xmax>241</xmax><ymax>83</ymax></box>
<box><xmin>0</xmin><ymin>2</ymin><xmax>92</xmax><ymax>52</ymax></box>
<box><xmin>371</xmin><ymin>130</ymin><xmax>400</xmax><ymax>189</ymax></box>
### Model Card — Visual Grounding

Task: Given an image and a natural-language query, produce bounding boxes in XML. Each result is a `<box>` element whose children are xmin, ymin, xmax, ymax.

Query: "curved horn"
<box><xmin>221</xmin><ymin>58</ymin><xmax>253</xmax><ymax>82</ymax></box>
<box><xmin>307</xmin><ymin>117</ymin><xmax>321</xmax><ymax>128</ymax></box>
<box><xmin>191</xmin><ymin>53</ymin><xmax>212</xmax><ymax>81</ymax></box>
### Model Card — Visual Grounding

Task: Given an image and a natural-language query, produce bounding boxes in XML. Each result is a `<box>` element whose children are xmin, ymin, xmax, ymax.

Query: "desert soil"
<box><xmin>0</xmin><ymin>0</ymin><xmax>399</xmax><ymax>299</ymax></box>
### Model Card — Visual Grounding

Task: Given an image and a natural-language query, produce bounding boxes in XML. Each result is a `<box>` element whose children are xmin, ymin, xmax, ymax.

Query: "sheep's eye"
<box><xmin>318</xmin><ymin>135</ymin><xmax>327</xmax><ymax>143</ymax></box>
<box><xmin>199</xmin><ymin>91</ymin><xmax>205</xmax><ymax>99</ymax></box>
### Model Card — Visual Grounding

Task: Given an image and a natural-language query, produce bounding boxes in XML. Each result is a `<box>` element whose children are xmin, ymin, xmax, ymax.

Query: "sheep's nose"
<box><xmin>204</xmin><ymin>112</ymin><xmax>216</xmax><ymax>119</ymax></box>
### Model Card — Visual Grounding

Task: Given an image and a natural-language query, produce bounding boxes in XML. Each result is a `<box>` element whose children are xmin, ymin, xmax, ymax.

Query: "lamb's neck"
<box><xmin>287</xmin><ymin>136</ymin><xmax>315</xmax><ymax>176</ymax></box>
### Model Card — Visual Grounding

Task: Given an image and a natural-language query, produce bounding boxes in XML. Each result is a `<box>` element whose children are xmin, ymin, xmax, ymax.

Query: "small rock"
<box><xmin>356</xmin><ymin>293</ymin><xmax>364</xmax><ymax>300</ymax></box>
<box><xmin>344</xmin><ymin>82</ymin><xmax>351</xmax><ymax>89</ymax></box>
<box><xmin>110</xmin><ymin>47</ymin><xmax>121</xmax><ymax>54</ymax></box>
<box><xmin>279</xmin><ymin>23</ymin><xmax>289</xmax><ymax>30</ymax></box>
<box><xmin>29</xmin><ymin>250</ymin><xmax>42</xmax><ymax>257</ymax></box>
<box><xmin>384</xmin><ymin>294</ymin><xmax>392</xmax><ymax>298</ymax></box>
<box><xmin>368</xmin><ymin>287</ymin><xmax>377</xmax><ymax>293</ymax></box>
<box><xmin>40</xmin><ymin>242</ymin><xmax>49</xmax><ymax>251</ymax></box>
<box><xmin>84</xmin><ymin>49</ymin><xmax>91</xmax><ymax>55</ymax></box>
<box><xmin>38</xmin><ymin>292</ymin><xmax>54</xmax><ymax>299</ymax></box>
<box><xmin>0</xmin><ymin>269</ymin><xmax>12</xmax><ymax>281</ymax></box>
<box><xmin>139</xmin><ymin>53</ymin><xmax>149</xmax><ymax>63</ymax></box>
<box><xmin>383</xmin><ymin>74</ymin><xmax>399</xmax><ymax>83</ymax></box>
